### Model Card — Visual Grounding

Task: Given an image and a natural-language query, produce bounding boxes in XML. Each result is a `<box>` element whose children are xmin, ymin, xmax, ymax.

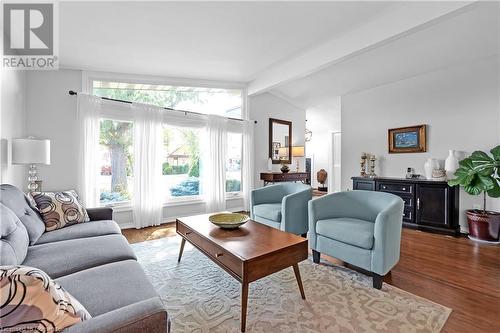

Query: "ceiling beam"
<box><xmin>248</xmin><ymin>1</ymin><xmax>476</xmax><ymax>96</ymax></box>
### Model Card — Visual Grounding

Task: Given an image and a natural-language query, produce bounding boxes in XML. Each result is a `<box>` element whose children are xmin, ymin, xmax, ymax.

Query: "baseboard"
<box><xmin>119</xmin><ymin>207</ymin><xmax>247</xmax><ymax>230</ymax></box>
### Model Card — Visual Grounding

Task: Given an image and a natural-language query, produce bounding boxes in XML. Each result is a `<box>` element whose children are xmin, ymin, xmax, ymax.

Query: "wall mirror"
<box><xmin>269</xmin><ymin>118</ymin><xmax>292</xmax><ymax>164</ymax></box>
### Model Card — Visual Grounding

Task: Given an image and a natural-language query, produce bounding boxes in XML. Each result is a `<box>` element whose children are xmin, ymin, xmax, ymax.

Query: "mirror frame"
<box><xmin>269</xmin><ymin>118</ymin><xmax>292</xmax><ymax>164</ymax></box>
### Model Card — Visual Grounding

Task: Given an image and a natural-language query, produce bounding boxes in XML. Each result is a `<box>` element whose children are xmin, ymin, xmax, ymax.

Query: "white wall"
<box><xmin>1</xmin><ymin>70</ymin><xmax>26</xmax><ymax>188</ymax></box>
<box><xmin>342</xmin><ymin>56</ymin><xmax>500</xmax><ymax>232</ymax></box>
<box><xmin>249</xmin><ymin>92</ymin><xmax>306</xmax><ymax>188</ymax></box>
<box><xmin>25</xmin><ymin>69</ymin><xmax>83</xmax><ymax>191</ymax></box>
<box><xmin>24</xmin><ymin>69</ymin><xmax>245</xmax><ymax>228</ymax></box>
<box><xmin>305</xmin><ymin>98</ymin><xmax>341</xmax><ymax>188</ymax></box>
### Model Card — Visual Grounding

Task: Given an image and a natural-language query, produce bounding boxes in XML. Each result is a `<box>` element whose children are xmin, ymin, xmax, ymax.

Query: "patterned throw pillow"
<box><xmin>29</xmin><ymin>190</ymin><xmax>90</xmax><ymax>231</ymax></box>
<box><xmin>0</xmin><ymin>266</ymin><xmax>91</xmax><ymax>332</ymax></box>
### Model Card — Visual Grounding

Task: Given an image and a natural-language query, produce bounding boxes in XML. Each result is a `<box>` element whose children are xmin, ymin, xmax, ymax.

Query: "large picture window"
<box><xmin>99</xmin><ymin>119</ymin><xmax>134</xmax><ymax>204</ymax></box>
<box><xmin>91</xmin><ymin>78</ymin><xmax>246</xmax><ymax>207</ymax></box>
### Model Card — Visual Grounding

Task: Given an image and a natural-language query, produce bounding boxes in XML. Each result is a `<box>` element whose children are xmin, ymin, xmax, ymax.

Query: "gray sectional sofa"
<box><xmin>0</xmin><ymin>184</ymin><xmax>170</xmax><ymax>332</ymax></box>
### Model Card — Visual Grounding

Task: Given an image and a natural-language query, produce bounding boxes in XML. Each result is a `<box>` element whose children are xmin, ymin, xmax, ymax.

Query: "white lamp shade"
<box><xmin>292</xmin><ymin>146</ymin><xmax>305</xmax><ymax>157</ymax></box>
<box><xmin>12</xmin><ymin>138</ymin><xmax>51</xmax><ymax>165</ymax></box>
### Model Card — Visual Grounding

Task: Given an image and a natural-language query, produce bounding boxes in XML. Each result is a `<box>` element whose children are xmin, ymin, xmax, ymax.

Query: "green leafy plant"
<box><xmin>448</xmin><ymin>145</ymin><xmax>500</xmax><ymax>213</ymax></box>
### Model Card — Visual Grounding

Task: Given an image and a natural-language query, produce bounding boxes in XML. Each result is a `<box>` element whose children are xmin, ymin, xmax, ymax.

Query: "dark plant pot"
<box><xmin>466</xmin><ymin>209</ymin><xmax>500</xmax><ymax>242</ymax></box>
<box><xmin>280</xmin><ymin>165</ymin><xmax>290</xmax><ymax>173</ymax></box>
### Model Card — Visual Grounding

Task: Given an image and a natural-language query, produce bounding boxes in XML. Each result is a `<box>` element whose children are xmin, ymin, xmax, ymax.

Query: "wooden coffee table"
<box><xmin>176</xmin><ymin>213</ymin><xmax>308</xmax><ymax>332</ymax></box>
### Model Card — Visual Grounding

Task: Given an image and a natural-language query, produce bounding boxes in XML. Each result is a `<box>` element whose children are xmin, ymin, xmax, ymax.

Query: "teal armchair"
<box><xmin>308</xmin><ymin>190</ymin><xmax>404</xmax><ymax>289</ymax></box>
<box><xmin>250</xmin><ymin>183</ymin><xmax>312</xmax><ymax>236</ymax></box>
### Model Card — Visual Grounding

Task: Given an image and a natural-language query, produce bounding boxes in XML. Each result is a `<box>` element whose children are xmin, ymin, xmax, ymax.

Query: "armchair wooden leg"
<box><xmin>312</xmin><ymin>250</ymin><xmax>321</xmax><ymax>264</ymax></box>
<box><xmin>373</xmin><ymin>273</ymin><xmax>384</xmax><ymax>289</ymax></box>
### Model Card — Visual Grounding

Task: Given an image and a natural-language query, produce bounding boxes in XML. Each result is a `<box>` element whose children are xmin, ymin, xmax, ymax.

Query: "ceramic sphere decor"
<box><xmin>208</xmin><ymin>213</ymin><xmax>249</xmax><ymax>229</ymax></box>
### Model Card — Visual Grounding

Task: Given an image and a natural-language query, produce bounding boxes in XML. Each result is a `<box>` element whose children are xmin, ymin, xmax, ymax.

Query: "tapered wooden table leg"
<box><xmin>292</xmin><ymin>263</ymin><xmax>306</xmax><ymax>299</ymax></box>
<box><xmin>241</xmin><ymin>281</ymin><xmax>249</xmax><ymax>332</ymax></box>
<box><xmin>178</xmin><ymin>238</ymin><xmax>186</xmax><ymax>262</ymax></box>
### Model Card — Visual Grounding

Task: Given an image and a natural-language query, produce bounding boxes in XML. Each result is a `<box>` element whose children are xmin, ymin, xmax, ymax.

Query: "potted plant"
<box><xmin>448</xmin><ymin>145</ymin><xmax>500</xmax><ymax>243</ymax></box>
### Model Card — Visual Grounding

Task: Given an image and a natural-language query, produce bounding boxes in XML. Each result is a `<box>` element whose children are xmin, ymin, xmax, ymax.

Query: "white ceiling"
<box><xmin>59</xmin><ymin>1</ymin><xmax>395</xmax><ymax>82</ymax></box>
<box><xmin>272</xmin><ymin>2</ymin><xmax>500</xmax><ymax>109</ymax></box>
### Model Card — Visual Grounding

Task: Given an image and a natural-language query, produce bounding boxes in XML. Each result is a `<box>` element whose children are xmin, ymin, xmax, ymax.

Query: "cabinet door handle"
<box><xmin>186</xmin><ymin>231</ymin><xmax>192</xmax><ymax>235</ymax></box>
<box><xmin>417</xmin><ymin>198</ymin><xmax>420</xmax><ymax>210</ymax></box>
<box><xmin>215</xmin><ymin>253</ymin><xmax>223</xmax><ymax>258</ymax></box>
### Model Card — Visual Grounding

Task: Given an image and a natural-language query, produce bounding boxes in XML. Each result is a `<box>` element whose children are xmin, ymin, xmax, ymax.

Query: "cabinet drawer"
<box><xmin>202</xmin><ymin>239</ymin><xmax>243</xmax><ymax>277</ymax></box>
<box><xmin>177</xmin><ymin>222</ymin><xmax>202</xmax><ymax>245</ymax></box>
<box><xmin>353</xmin><ymin>181</ymin><xmax>375</xmax><ymax>191</ymax></box>
<box><xmin>377</xmin><ymin>182</ymin><xmax>413</xmax><ymax>194</ymax></box>
<box><xmin>177</xmin><ymin>221</ymin><xmax>243</xmax><ymax>277</ymax></box>
<box><xmin>401</xmin><ymin>196</ymin><xmax>413</xmax><ymax>208</ymax></box>
<box><xmin>403</xmin><ymin>208</ymin><xmax>413</xmax><ymax>222</ymax></box>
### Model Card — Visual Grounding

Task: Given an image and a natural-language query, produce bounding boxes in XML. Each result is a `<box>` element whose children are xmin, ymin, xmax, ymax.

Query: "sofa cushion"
<box><xmin>316</xmin><ymin>217</ymin><xmax>375</xmax><ymax>250</ymax></box>
<box><xmin>0</xmin><ymin>266</ymin><xmax>91</xmax><ymax>332</ymax></box>
<box><xmin>30</xmin><ymin>190</ymin><xmax>90</xmax><ymax>231</ymax></box>
<box><xmin>0</xmin><ymin>203</ymin><xmax>29</xmax><ymax>265</ymax></box>
<box><xmin>0</xmin><ymin>184</ymin><xmax>45</xmax><ymax>245</ymax></box>
<box><xmin>253</xmin><ymin>203</ymin><xmax>282</xmax><ymax>222</ymax></box>
<box><xmin>23</xmin><ymin>234</ymin><xmax>137</xmax><ymax>278</ymax></box>
<box><xmin>56</xmin><ymin>260</ymin><xmax>158</xmax><ymax>317</ymax></box>
<box><xmin>35</xmin><ymin>220</ymin><xmax>121</xmax><ymax>245</ymax></box>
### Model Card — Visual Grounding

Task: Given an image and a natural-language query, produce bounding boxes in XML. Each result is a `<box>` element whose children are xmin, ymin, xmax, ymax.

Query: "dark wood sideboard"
<box><xmin>352</xmin><ymin>177</ymin><xmax>460</xmax><ymax>235</ymax></box>
<box><xmin>260</xmin><ymin>172</ymin><xmax>308</xmax><ymax>186</ymax></box>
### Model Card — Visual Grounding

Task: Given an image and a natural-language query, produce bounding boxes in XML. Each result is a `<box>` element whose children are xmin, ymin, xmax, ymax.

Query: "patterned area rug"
<box><xmin>132</xmin><ymin>236</ymin><xmax>451</xmax><ymax>333</ymax></box>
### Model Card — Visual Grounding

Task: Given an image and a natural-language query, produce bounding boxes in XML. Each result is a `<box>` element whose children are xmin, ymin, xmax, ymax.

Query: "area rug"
<box><xmin>132</xmin><ymin>236</ymin><xmax>451</xmax><ymax>333</ymax></box>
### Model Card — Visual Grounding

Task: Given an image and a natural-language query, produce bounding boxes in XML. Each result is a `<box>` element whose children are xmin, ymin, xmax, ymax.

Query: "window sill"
<box><xmin>226</xmin><ymin>193</ymin><xmax>243</xmax><ymax>200</ymax></box>
<box><xmin>101</xmin><ymin>196</ymin><xmax>243</xmax><ymax>213</ymax></box>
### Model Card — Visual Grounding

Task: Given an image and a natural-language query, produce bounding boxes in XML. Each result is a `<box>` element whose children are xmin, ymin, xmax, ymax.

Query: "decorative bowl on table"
<box><xmin>209</xmin><ymin>213</ymin><xmax>250</xmax><ymax>229</ymax></box>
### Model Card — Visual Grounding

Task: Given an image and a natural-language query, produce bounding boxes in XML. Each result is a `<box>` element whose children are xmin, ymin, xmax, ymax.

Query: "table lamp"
<box><xmin>12</xmin><ymin>138</ymin><xmax>51</xmax><ymax>191</ymax></box>
<box><xmin>292</xmin><ymin>146</ymin><xmax>305</xmax><ymax>172</ymax></box>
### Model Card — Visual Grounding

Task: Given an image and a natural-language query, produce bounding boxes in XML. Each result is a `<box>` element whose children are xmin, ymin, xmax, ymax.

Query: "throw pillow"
<box><xmin>30</xmin><ymin>190</ymin><xmax>90</xmax><ymax>231</ymax></box>
<box><xmin>0</xmin><ymin>266</ymin><xmax>91</xmax><ymax>332</ymax></box>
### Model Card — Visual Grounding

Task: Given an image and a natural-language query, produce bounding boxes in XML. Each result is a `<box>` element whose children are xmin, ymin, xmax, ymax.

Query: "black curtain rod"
<box><xmin>68</xmin><ymin>90</ymin><xmax>257</xmax><ymax>124</ymax></box>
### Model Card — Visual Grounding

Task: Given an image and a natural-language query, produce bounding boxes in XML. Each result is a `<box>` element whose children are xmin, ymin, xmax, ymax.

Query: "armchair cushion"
<box><xmin>253</xmin><ymin>203</ymin><xmax>282</xmax><ymax>222</ymax></box>
<box><xmin>316</xmin><ymin>218</ymin><xmax>375</xmax><ymax>250</ymax></box>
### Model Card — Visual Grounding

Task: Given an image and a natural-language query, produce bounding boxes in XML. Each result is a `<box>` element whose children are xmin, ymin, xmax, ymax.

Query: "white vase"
<box><xmin>445</xmin><ymin>150</ymin><xmax>459</xmax><ymax>179</ymax></box>
<box><xmin>267</xmin><ymin>158</ymin><xmax>273</xmax><ymax>172</ymax></box>
<box><xmin>424</xmin><ymin>158</ymin><xmax>439</xmax><ymax>180</ymax></box>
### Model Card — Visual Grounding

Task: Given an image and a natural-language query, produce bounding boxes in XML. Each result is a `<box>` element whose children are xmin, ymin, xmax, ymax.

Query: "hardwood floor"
<box><xmin>123</xmin><ymin>224</ymin><xmax>500</xmax><ymax>332</ymax></box>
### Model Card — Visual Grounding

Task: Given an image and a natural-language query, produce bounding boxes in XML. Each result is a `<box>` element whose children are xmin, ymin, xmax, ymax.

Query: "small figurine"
<box><xmin>360</xmin><ymin>153</ymin><xmax>368</xmax><ymax>177</ymax></box>
<box><xmin>369</xmin><ymin>155</ymin><xmax>377</xmax><ymax>177</ymax></box>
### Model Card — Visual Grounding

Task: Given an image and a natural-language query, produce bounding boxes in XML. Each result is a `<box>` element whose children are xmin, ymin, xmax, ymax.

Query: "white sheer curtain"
<box><xmin>77</xmin><ymin>94</ymin><xmax>101</xmax><ymax>207</ymax></box>
<box><xmin>242</xmin><ymin>120</ymin><xmax>255</xmax><ymax>210</ymax></box>
<box><xmin>204</xmin><ymin>115</ymin><xmax>228</xmax><ymax>213</ymax></box>
<box><xmin>132</xmin><ymin>103</ymin><xmax>164</xmax><ymax>228</ymax></box>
